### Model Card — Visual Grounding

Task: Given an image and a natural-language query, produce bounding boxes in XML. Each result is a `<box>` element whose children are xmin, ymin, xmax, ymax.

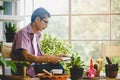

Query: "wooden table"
<box><xmin>68</xmin><ymin>76</ymin><xmax>120</xmax><ymax>80</ymax></box>
<box><xmin>36</xmin><ymin>74</ymin><xmax>69</xmax><ymax>80</ymax></box>
<box><xmin>1</xmin><ymin>75</ymin><xmax>119</xmax><ymax>80</ymax></box>
<box><xmin>0</xmin><ymin>75</ymin><xmax>39</xmax><ymax>80</ymax></box>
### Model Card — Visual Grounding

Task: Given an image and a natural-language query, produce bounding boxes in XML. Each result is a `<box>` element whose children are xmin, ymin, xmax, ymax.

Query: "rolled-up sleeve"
<box><xmin>15</xmin><ymin>30</ymin><xmax>30</xmax><ymax>51</ymax></box>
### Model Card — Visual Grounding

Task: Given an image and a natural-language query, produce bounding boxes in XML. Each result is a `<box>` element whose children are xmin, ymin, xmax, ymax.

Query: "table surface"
<box><xmin>36</xmin><ymin>74</ymin><xmax>120</xmax><ymax>80</ymax></box>
<box><xmin>67</xmin><ymin>75</ymin><xmax>120</xmax><ymax>80</ymax></box>
<box><xmin>0</xmin><ymin>74</ymin><xmax>120</xmax><ymax>80</ymax></box>
<box><xmin>0</xmin><ymin>75</ymin><xmax>39</xmax><ymax>80</ymax></box>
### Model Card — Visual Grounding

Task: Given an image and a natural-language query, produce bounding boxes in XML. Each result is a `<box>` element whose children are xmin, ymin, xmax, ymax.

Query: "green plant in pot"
<box><xmin>0</xmin><ymin>6</ymin><xmax>5</xmax><ymax>10</ymax></box>
<box><xmin>4</xmin><ymin>22</ymin><xmax>17</xmax><ymax>42</ymax></box>
<box><xmin>105</xmin><ymin>57</ymin><xmax>119</xmax><ymax>78</ymax></box>
<box><xmin>0</xmin><ymin>6</ymin><xmax>5</xmax><ymax>14</ymax></box>
<box><xmin>40</xmin><ymin>33</ymin><xmax>73</xmax><ymax>73</ymax></box>
<box><xmin>69</xmin><ymin>53</ymin><xmax>84</xmax><ymax>80</ymax></box>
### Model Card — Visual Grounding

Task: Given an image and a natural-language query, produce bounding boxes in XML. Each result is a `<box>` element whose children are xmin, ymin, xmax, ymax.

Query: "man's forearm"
<box><xmin>21</xmin><ymin>49</ymin><xmax>49</xmax><ymax>63</ymax></box>
<box><xmin>12</xmin><ymin>49</ymin><xmax>60</xmax><ymax>64</ymax></box>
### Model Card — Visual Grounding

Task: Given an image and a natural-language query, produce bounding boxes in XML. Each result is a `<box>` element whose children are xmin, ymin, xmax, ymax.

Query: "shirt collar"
<box><xmin>27</xmin><ymin>23</ymin><xmax>34</xmax><ymax>34</ymax></box>
<box><xmin>27</xmin><ymin>23</ymin><xmax>41</xmax><ymax>38</ymax></box>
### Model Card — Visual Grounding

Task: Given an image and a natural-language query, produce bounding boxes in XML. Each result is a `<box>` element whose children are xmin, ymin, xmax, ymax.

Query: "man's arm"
<box><xmin>12</xmin><ymin>30</ymin><xmax>61</xmax><ymax>64</ymax></box>
<box><xmin>22</xmin><ymin>49</ymin><xmax>49</xmax><ymax>63</ymax></box>
<box><xmin>13</xmin><ymin>49</ymin><xmax>62</xmax><ymax>64</ymax></box>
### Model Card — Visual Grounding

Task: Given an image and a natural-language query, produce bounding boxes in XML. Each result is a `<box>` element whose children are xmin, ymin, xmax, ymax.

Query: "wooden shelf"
<box><xmin>0</xmin><ymin>0</ymin><xmax>19</xmax><ymax>2</ymax></box>
<box><xmin>0</xmin><ymin>15</ymin><xmax>24</xmax><ymax>22</ymax></box>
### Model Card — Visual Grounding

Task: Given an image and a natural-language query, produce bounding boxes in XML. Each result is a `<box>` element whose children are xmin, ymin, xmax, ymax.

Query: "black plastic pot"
<box><xmin>5</xmin><ymin>33</ymin><xmax>15</xmax><ymax>42</ymax></box>
<box><xmin>105</xmin><ymin>64</ymin><xmax>118</xmax><ymax>78</ymax></box>
<box><xmin>70</xmin><ymin>67</ymin><xmax>84</xmax><ymax>80</ymax></box>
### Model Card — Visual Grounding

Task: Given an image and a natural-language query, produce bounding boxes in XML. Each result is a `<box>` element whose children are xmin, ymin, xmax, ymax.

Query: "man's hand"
<box><xmin>56</xmin><ymin>54</ymin><xmax>67</xmax><ymax>57</ymax></box>
<box><xmin>44</xmin><ymin>55</ymin><xmax>62</xmax><ymax>64</ymax></box>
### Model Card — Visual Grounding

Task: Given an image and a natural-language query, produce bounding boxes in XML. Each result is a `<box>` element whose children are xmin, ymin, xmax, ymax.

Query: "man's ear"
<box><xmin>34</xmin><ymin>17</ymin><xmax>40</xmax><ymax>22</ymax></box>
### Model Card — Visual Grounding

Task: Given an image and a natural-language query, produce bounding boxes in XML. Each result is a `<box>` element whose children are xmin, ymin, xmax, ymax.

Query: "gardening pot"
<box><xmin>70</xmin><ymin>67</ymin><xmax>84</xmax><ymax>80</ymax></box>
<box><xmin>5</xmin><ymin>33</ymin><xmax>16</xmax><ymax>42</ymax></box>
<box><xmin>105</xmin><ymin>64</ymin><xmax>118</xmax><ymax>78</ymax></box>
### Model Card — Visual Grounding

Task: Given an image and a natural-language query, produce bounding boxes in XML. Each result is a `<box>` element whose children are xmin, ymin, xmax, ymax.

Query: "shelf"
<box><xmin>0</xmin><ymin>15</ymin><xmax>24</xmax><ymax>22</ymax></box>
<box><xmin>0</xmin><ymin>0</ymin><xmax>19</xmax><ymax>2</ymax></box>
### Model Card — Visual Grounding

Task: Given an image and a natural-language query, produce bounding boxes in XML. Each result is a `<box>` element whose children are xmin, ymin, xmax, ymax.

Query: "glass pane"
<box><xmin>43</xmin><ymin>16</ymin><xmax>68</xmax><ymax>40</ymax></box>
<box><xmin>34</xmin><ymin>0</ymin><xmax>68</xmax><ymax>14</ymax></box>
<box><xmin>72</xmin><ymin>0</ymin><xmax>110</xmax><ymax>14</ymax></box>
<box><xmin>112</xmin><ymin>15</ymin><xmax>120</xmax><ymax>40</ymax></box>
<box><xmin>25</xmin><ymin>17</ymin><xmax>31</xmax><ymax>26</ymax></box>
<box><xmin>72</xmin><ymin>16</ymin><xmax>110</xmax><ymax>40</ymax></box>
<box><xmin>111</xmin><ymin>41</ymin><xmax>120</xmax><ymax>46</ymax></box>
<box><xmin>72</xmin><ymin>41</ymin><xmax>110</xmax><ymax>64</ymax></box>
<box><xmin>112</xmin><ymin>0</ymin><xmax>120</xmax><ymax>13</ymax></box>
<box><xmin>25</xmin><ymin>0</ymin><xmax>33</xmax><ymax>15</ymax></box>
<box><xmin>110</xmin><ymin>41</ymin><xmax>120</xmax><ymax>64</ymax></box>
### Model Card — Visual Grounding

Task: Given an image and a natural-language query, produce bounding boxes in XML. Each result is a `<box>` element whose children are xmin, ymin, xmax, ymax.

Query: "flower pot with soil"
<box><xmin>69</xmin><ymin>53</ymin><xmax>84</xmax><ymax>80</ymax></box>
<box><xmin>105</xmin><ymin>57</ymin><xmax>119</xmax><ymax>78</ymax></box>
<box><xmin>4</xmin><ymin>22</ymin><xmax>17</xmax><ymax>42</ymax></box>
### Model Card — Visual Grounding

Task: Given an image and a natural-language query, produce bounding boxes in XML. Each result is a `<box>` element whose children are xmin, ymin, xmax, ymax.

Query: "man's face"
<box><xmin>35</xmin><ymin>16</ymin><xmax>49</xmax><ymax>31</ymax></box>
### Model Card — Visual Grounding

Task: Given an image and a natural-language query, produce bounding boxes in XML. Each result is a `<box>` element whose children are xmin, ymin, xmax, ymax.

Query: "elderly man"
<box><xmin>10</xmin><ymin>7</ymin><xmax>64</xmax><ymax>77</ymax></box>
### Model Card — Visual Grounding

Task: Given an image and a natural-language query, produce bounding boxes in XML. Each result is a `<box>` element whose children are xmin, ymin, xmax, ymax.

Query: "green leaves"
<box><xmin>0</xmin><ymin>56</ymin><xmax>17</xmax><ymax>73</ymax></box>
<box><xmin>6</xmin><ymin>61</ymin><xmax>17</xmax><ymax>73</ymax></box>
<box><xmin>0</xmin><ymin>6</ymin><xmax>5</xmax><ymax>10</ymax></box>
<box><xmin>40</xmin><ymin>33</ymin><xmax>85</xmax><ymax>73</ymax></box>
<box><xmin>14</xmin><ymin>61</ymin><xmax>30</xmax><ymax>68</ymax></box>
<box><xmin>4</xmin><ymin>22</ymin><xmax>17</xmax><ymax>34</ymax></box>
<box><xmin>0</xmin><ymin>57</ymin><xmax>7</xmax><ymax>65</ymax></box>
<box><xmin>71</xmin><ymin>52</ymin><xmax>85</xmax><ymax>68</ymax></box>
<box><xmin>0</xmin><ymin>57</ymin><xmax>30</xmax><ymax>73</ymax></box>
<box><xmin>40</xmin><ymin>33</ymin><xmax>72</xmax><ymax>55</ymax></box>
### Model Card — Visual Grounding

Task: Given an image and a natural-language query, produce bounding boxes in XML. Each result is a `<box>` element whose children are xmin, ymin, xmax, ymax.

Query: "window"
<box><xmin>18</xmin><ymin>0</ymin><xmax>120</xmax><ymax>64</ymax></box>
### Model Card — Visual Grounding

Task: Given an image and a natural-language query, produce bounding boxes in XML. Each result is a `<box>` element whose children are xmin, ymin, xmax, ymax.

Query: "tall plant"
<box><xmin>40</xmin><ymin>33</ymin><xmax>72</xmax><ymax>55</ymax></box>
<box><xmin>40</xmin><ymin>33</ymin><xmax>85</xmax><ymax>74</ymax></box>
<box><xmin>40</xmin><ymin>33</ymin><xmax>74</xmax><ymax>73</ymax></box>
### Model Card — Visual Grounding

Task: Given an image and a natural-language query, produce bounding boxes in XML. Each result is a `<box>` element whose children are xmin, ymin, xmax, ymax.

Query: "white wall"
<box><xmin>0</xmin><ymin>1</ymin><xmax>3</xmax><ymax>41</ymax></box>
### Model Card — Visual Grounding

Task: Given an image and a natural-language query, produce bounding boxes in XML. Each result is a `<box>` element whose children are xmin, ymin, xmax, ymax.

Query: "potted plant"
<box><xmin>0</xmin><ymin>6</ymin><xmax>5</xmax><ymax>14</ymax></box>
<box><xmin>105</xmin><ymin>57</ymin><xmax>119</xmax><ymax>78</ymax></box>
<box><xmin>69</xmin><ymin>53</ymin><xmax>84</xmax><ymax>80</ymax></box>
<box><xmin>40</xmin><ymin>33</ymin><xmax>73</xmax><ymax>73</ymax></box>
<box><xmin>4</xmin><ymin>22</ymin><xmax>17</xmax><ymax>42</ymax></box>
<box><xmin>40</xmin><ymin>33</ymin><xmax>72</xmax><ymax>55</ymax></box>
<box><xmin>0</xmin><ymin>6</ymin><xmax>5</xmax><ymax>10</ymax></box>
